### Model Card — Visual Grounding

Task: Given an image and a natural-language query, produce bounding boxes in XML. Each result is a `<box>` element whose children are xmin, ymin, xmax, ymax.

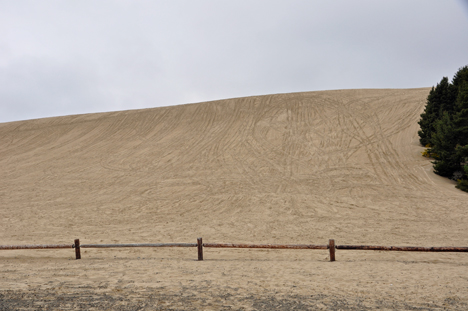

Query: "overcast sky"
<box><xmin>1</xmin><ymin>1</ymin><xmax>468</xmax><ymax>123</ymax></box>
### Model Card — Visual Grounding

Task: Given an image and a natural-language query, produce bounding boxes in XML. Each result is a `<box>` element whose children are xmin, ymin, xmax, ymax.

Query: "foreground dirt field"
<box><xmin>1</xmin><ymin>88</ymin><xmax>468</xmax><ymax>310</ymax></box>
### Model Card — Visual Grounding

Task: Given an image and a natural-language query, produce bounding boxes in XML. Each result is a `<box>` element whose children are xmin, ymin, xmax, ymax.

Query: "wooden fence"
<box><xmin>1</xmin><ymin>238</ymin><xmax>468</xmax><ymax>261</ymax></box>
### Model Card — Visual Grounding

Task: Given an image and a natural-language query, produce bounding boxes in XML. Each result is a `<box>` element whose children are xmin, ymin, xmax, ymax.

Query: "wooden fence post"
<box><xmin>197</xmin><ymin>237</ymin><xmax>203</xmax><ymax>261</ymax></box>
<box><xmin>329</xmin><ymin>239</ymin><xmax>335</xmax><ymax>262</ymax></box>
<box><xmin>74</xmin><ymin>239</ymin><xmax>81</xmax><ymax>260</ymax></box>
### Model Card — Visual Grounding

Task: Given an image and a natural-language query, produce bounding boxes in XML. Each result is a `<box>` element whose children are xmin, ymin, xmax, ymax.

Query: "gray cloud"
<box><xmin>1</xmin><ymin>0</ymin><xmax>467</xmax><ymax>123</ymax></box>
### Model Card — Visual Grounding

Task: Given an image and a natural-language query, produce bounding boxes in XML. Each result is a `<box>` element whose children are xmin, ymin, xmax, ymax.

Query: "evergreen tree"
<box><xmin>432</xmin><ymin>82</ymin><xmax>468</xmax><ymax>177</ymax></box>
<box><xmin>455</xmin><ymin>144</ymin><xmax>468</xmax><ymax>191</ymax></box>
<box><xmin>453</xmin><ymin>82</ymin><xmax>468</xmax><ymax>190</ymax></box>
<box><xmin>453</xmin><ymin>81</ymin><xmax>468</xmax><ymax>146</ymax></box>
<box><xmin>431</xmin><ymin>112</ymin><xmax>459</xmax><ymax>177</ymax></box>
<box><xmin>451</xmin><ymin>66</ymin><xmax>468</xmax><ymax>91</ymax></box>
<box><xmin>418</xmin><ymin>77</ymin><xmax>453</xmax><ymax>146</ymax></box>
<box><xmin>419</xmin><ymin>65</ymin><xmax>468</xmax><ymax>192</ymax></box>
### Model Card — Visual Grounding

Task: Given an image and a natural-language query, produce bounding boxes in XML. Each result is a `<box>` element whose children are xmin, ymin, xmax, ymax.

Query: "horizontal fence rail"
<box><xmin>335</xmin><ymin>245</ymin><xmax>468</xmax><ymax>252</ymax></box>
<box><xmin>203</xmin><ymin>243</ymin><xmax>328</xmax><ymax>249</ymax></box>
<box><xmin>1</xmin><ymin>238</ymin><xmax>467</xmax><ymax>261</ymax></box>
<box><xmin>0</xmin><ymin>244</ymin><xmax>73</xmax><ymax>250</ymax></box>
<box><xmin>80</xmin><ymin>243</ymin><xmax>197</xmax><ymax>248</ymax></box>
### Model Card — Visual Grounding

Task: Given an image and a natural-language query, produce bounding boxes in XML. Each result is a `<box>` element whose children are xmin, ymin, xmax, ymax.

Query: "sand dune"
<box><xmin>1</xmin><ymin>88</ymin><xmax>468</xmax><ymax>309</ymax></box>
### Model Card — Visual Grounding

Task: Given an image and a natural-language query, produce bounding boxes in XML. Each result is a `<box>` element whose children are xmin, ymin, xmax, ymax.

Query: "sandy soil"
<box><xmin>1</xmin><ymin>88</ymin><xmax>468</xmax><ymax>310</ymax></box>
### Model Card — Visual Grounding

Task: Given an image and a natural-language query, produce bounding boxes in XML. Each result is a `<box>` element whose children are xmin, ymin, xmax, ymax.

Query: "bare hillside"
<box><xmin>1</xmin><ymin>88</ymin><xmax>468</xmax><ymax>310</ymax></box>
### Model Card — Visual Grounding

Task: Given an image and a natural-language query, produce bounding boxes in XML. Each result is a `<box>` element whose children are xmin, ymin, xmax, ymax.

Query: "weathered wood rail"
<box><xmin>1</xmin><ymin>238</ymin><xmax>467</xmax><ymax>262</ymax></box>
<box><xmin>335</xmin><ymin>245</ymin><xmax>468</xmax><ymax>252</ymax></box>
<box><xmin>202</xmin><ymin>243</ymin><xmax>328</xmax><ymax>249</ymax></box>
<box><xmin>80</xmin><ymin>243</ymin><xmax>197</xmax><ymax>248</ymax></box>
<box><xmin>0</xmin><ymin>244</ymin><xmax>73</xmax><ymax>250</ymax></box>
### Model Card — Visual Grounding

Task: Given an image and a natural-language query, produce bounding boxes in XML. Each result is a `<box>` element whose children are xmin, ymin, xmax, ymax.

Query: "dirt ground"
<box><xmin>2</xmin><ymin>287</ymin><xmax>466</xmax><ymax>310</ymax></box>
<box><xmin>1</xmin><ymin>88</ymin><xmax>468</xmax><ymax>309</ymax></box>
